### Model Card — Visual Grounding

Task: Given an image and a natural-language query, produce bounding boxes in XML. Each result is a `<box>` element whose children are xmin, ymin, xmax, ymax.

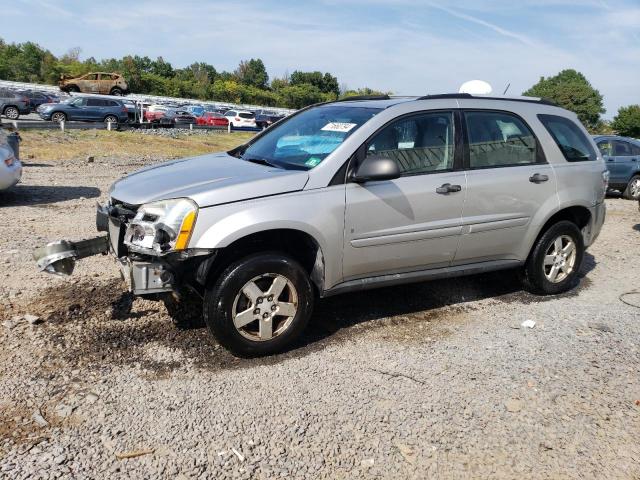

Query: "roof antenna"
<box><xmin>503</xmin><ymin>83</ymin><xmax>511</xmax><ymax>95</ymax></box>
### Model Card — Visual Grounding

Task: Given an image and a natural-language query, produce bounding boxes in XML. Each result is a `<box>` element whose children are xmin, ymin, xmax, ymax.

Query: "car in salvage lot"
<box><xmin>196</xmin><ymin>111</ymin><xmax>229</xmax><ymax>127</ymax></box>
<box><xmin>34</xmin><ymin>93</ymin><xmax>607</xmax><ymax>357</ymax></box>
<box><xmin>593</xmin><ymin>135</ymin><xmax>640</xmax><ymax>199</ymax></box>
<box><xmin>223</xmin><ymin>109</ymin><xmax>257</xmax><ymax>129</ymax></box>
<box><xmin>38</xmin><ymin>95</ymin><xmax>129</xmax><ymax>125</ymax></box>
<box><xmin>0</xmin><ymin>129</ymin><xmax>22</xmax><ymax>191</ymax></box>
<box><xmin>0</xmin><ymin>88</ymin><xmax>32</xmax><ymax>120</ymax></box>
<box><xmin>59</xmin><ymin>72</ymin><xmax>129</xmax><ymax>96</ymax></box>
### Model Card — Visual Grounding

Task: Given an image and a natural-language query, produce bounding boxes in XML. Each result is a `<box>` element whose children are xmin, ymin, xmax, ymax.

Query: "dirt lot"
<box><xmin>1</xmin><ymin>130</ymin><xmax>639</xmax><ymax>479</ymax></box>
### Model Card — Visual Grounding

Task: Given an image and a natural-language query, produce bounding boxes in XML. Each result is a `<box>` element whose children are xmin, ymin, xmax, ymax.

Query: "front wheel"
<box><xmin>521</xmin><ymin>220</ymin><xmax>584</xmax><ymax>295</ymax></box>
<box><xmin>51</xmin><ymin>112</ymin><xmax>66</xmax><ymax>123</ymax></box>
<box><xmin>623</xmin><ymin>175</ymin><xmax>640</xmax><ymax>200</ymax></box>
<box><xmin>204</xmin><ymin>252</ymin><xmax>314</xmax><ymax>357</ymax></box>
<box><xmin>3</xmin><ymin>106</ymin><xmax>19</xmax><ymax>120</ymax></box>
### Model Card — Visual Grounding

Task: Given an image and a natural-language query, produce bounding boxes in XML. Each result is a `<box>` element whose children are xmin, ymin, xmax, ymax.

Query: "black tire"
<box><xmin>162</xmin><ymin>292</ymin><xmax>204</xmax><ymax>328</ymax></box>
<box><xmin>203</xmin><ymin>252</ymin><xmax>314</xmax><ymax>357</ymax></box>
<box><xmin>3</xmin><ymin>106</ymin><xmax>19</xmax><ymax>120</ymax></box>
<box><xmin>104</xmin><ymin>115</ymin><xmax>118</xmax><ymax>125</ymax></box>
<box><xmin>521</xmin><ymin>220</ymin><xmax>584</xmax><ymax>295</ymax></box>
<box><xmin>229</xmin><ymin>122</ymin><xmax>234</xmax><ymax>129</ymax></box>
<box><xmin>67</xmin><ymin>85</ymin><xmax>80</xmax><ymax>93</ymax></box>
<box><xmin>110</xmin><ymin>87</ymin><xmax>123</xmax><ymax>96</ymax></box>
<box><xmin>622</xmin><ymin>175</ymin><xmax>640</xmax><ymax>200</ymax></box>
<box><xmin>51</xmin><ymin>112</ymin><xmax>67</xmax><ymax>123</ymax></box>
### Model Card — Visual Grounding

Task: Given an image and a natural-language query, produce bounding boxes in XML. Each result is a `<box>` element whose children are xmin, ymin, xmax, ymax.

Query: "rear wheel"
<box><xmin>110</xmin><ymin>87</ymin><xmax>123</xmax><ymax>96</ymax></box>
<box><xmin>204</xmin><ymin>252</ymin><xmax>314</xmax><ymax>357</ymax></box>
<box><xmin>3</xmin><ymin>106</ymin><xmax>19</xmax><ymax>120</ymax></box>
<box><xmin>623</xmin><ymin>175</ymin><xmax>640</xmax><ymax>200</ymax></box>
<box><xmin>104</xmin><ymin>115</ymin><xmax>118</xmax><ymax>126</ymax></box>
<box><xmin>51</xmin><ymin>112</ymin><xmax>66</xmax><ymax>123</ymax></box>
<box><xmin>521</xmin><ymin>220</ymin><xmax>584</xmax><ymax>295</ymax></box>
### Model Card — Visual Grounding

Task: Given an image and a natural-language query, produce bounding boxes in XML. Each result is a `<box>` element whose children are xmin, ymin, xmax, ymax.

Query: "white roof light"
<box><xmin>459</xmin><ymin>80</ymin><xmax>493</xmax><ymax>95</ymax></box>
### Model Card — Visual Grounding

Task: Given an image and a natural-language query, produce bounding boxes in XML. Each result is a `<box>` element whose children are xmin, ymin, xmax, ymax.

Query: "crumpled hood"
<box><xmin>109</xmin><ymin>152</ymin><xmax>309</xmax><ymax>207</ymax></box>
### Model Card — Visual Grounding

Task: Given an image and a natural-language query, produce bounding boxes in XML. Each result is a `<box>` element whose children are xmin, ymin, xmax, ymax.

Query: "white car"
<box><xmin>0</xmin><ymin>139</ymin><xmax>22</xmax><ymax>190</ymax></box>
<box><xmin>224</xmin><ymin>110</ymin><xmax>256</xmax><ymax>129</ymax></box>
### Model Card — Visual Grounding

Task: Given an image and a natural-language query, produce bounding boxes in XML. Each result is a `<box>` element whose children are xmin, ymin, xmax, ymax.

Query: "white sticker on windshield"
<box><xmin>321</xmin><ymin>122</ymin><xmax>357</xmax><ymax>133</ymax></box>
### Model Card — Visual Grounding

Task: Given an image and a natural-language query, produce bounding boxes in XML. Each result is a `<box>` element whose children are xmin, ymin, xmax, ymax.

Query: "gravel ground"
<box><xmin>1</xmin><ymin>148</ymin><xmax>639</xmax><ymax>479</ymax></box>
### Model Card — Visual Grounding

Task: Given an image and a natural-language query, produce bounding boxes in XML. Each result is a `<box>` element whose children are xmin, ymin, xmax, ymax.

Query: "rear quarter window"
<box><xmin>538</xmin><ymin>114</ymin><xmax>596</xmax><ymax>162</ymax></box>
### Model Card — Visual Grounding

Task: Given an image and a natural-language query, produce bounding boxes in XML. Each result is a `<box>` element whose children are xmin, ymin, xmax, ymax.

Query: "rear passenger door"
<box><xmin>454</xmin><ymin>110</ymin><xmax>557</xmax><ymax>264</ymax></box>
<box><xmin>611</xmin><ymin>140</ymin><xmax>639</xmax><ymax>184</ymax></box>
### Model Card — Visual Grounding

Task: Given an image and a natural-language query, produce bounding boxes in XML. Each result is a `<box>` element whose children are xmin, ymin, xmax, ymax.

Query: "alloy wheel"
<box><xmin>630</xmin><ymin>178</ymin><xmax>640</xmax><ymax>199</ymax></box>
<box><xmin>4</xmin><ymin>107</ymin><xmax>19</xmax><ymax>120</ymax></box>
<box><xmin>231</xmin><ymin>273</ymin><xmax>298</xmax><ymax>342</ymax></box>
<box><xmin>543</xmin><ymin>235</ymin><xmax>577</xmax><ymax>283</ymax></box>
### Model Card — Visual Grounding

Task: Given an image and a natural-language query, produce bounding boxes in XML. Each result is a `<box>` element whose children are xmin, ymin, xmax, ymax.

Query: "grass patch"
<box><xmin>18</xmin><ymin>129</ymin><xmax>255</xmax><ymax>161</ymax></box>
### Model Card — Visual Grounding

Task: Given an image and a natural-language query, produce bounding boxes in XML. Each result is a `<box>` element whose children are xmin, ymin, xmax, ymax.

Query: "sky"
<box><xmin>3</xmin><ymin>0</ymin><xmax>639</xmax><ymax>118</ymax></box>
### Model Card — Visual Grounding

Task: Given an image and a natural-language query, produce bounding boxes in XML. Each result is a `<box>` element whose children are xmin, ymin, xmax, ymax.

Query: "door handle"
<box><xmin>529</xmin><ymin>173</ymin><xmax>549</xmax><ymax>184</ymax></box>
<box><xmin>607</xmin><ymin>158</ymin><xmax>614</xmax><ymax>162</ymax></box>
<box><xmin>632</xmin><ymin>158</ymin><xmax>638</xmax><ymax>162</ymax></box>
<box><xmin>436</xmin><ymin>183</ymin><xmax>462</xmax><ymax>194</ymax></box>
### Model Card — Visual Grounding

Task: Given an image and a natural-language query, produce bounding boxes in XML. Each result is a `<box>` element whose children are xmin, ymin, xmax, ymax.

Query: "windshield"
<box><xmin>238</xmin><ymin>105</ymin><xmax>381</xmax><ymax>170</ymax></box>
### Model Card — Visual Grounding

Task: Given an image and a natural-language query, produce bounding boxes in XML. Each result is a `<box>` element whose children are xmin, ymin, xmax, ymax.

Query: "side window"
<box><xmin>631</xmin><ymin>143</ymin><xmax>640</xmax><ymax>156</ymax></box>
<box><xmin>367</xmin><ymin>111</ymin><xmax>455</xmax><ymax>175</ymax></box>
<box><xmin>597</xmin><ymin>140</ymin><xmax>612</xmax><ymax>156</ymax></box>
<box><xmin>86</xmin><ymin>99</ymin><xmax>101</xmax><ymax>107</ymax></box>
<box><xmin>613</xmin><ymin>140</ymin><xmax>632</xmax><ymax>156</ymax></box>
<box><xmin>71</xmin><ymin>98</ymin><xmax>85</xmax><ymax>107</ymax></box>
<box><xmin>538</xmin><ymin>114</ymin><xmax>596</xmax><ymax>162</ymax></box>
<box><xmin>465</xmin><ymin>111</ymin><xmax>538</xmax><ymax>168</ymax></box>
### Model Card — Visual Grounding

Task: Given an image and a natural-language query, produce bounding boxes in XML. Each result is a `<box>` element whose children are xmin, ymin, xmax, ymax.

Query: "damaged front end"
<box><xmin>34</xmin><ymin>199</ymin><xmax>214</xmax><ymax>297</ymax></box>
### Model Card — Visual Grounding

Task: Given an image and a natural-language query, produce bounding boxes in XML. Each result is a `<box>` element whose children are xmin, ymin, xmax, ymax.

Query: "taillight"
<box><xmin>235</xmin><ymin>117</ymin><xmax>240</xmax><ymax>121</ymax></box>
<box><xmin>4</xmin><ymin>156</ymin><xmax>15</xmax><ymax>167</ymax></box>
<box><xmin>602</xmin><ymin>170</ymin><xmax>609</xmax><ymax>190</ymax></box>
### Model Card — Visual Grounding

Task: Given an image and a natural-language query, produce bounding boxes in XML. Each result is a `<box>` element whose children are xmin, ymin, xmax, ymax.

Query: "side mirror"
<box><xmin>352</xmin><ymin>155</ymin><xmax>400</xmax><ymax>183</ymax></box>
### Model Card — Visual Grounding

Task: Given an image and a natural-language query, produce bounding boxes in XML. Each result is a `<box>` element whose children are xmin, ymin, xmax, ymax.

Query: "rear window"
<box><xmin>239</xmin><ymin>112</ymin><xmax>254</xmax><ymax>119</ymax></box>
<box><xmin>538</xmin><ymin>114</ymin><xmax>596</xmax><ymax>162</ymax></box>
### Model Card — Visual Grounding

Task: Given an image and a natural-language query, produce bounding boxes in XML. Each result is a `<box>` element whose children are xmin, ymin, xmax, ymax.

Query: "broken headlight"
<box><xmin>124</xmin><ymin>198</ymin><xmax>197</xmax><ymax>254</ymax></box>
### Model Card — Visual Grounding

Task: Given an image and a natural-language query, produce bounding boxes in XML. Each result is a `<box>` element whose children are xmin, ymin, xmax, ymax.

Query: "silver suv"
<box><xmin>35</xmin><ymin>94</ymin><xmax>607</xmax><ymax>356</ymax></box>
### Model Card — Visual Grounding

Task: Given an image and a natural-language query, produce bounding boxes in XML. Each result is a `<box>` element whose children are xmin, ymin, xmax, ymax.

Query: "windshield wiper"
<box><xmin>243</xmin><ymin>156</ymin><xmax>279</xmax><ymax>168</ymax></box>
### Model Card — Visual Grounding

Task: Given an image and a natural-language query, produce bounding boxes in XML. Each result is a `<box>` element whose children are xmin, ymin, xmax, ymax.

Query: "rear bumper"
<box><xmin>584</xmin><ymin>202</ymin><xmax>606</xmax><ymax>248</ymax></box>
<box><xmin>0</xmin><ymin>163</ymin><xmax>22</xmax><ymax>190</ymax></box>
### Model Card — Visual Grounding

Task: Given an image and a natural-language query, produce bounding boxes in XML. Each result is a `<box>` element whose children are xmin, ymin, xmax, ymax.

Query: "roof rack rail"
<box><xmin>416</xmin><ymin>93</ymin><xmax>558</xmax><ymax>107</ymax></box>
<box><xmin>335</xmin><ymin>94</ymin><xmax>391</xmax><ymax>102</ymax></box>
<box><xmin>417</xmin><ymin>93</ymin><xmax>472</xmax><ymax>100</ymax></box>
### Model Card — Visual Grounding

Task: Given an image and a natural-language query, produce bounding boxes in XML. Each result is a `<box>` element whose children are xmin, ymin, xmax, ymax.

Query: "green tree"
<box><xmin>290</xmin><ymin>70</ymin><xmax>339</xmax><ymax>97</ymax></box>
<box><xmin>341</xmin><ymin>87</ymin><xmax>392</xmax><ymax>98</ymax></box>
<box><xmin>611</xmin><ymin>105</ymin><xmax>640</xmax><ymax>138</ymax></box>
<box><xmin>523</xmin><ymin>69</ymin><xmax>605</xmax><ymax>129</ymax></box>
<box><xmin>235</xmin><ymin>58</ymin><xmax>268</xmax><ymax>89</ymax></box>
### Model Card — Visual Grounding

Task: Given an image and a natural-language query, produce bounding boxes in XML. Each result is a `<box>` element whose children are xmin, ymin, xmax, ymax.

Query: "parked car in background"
<box><xmin>59</xmin><ymin>72</ymin><xmax>129</xmax><ymax>96</ymax></box>
<box><xmin>0</xmin><ymin>130</ymin><xmax>22</xmax><ymax>190</ymax></box>
<box><xmin>0</xmin><ymin>88</ymin><xmax>31</xmax><ymax>120</ymax></box>
<box><xmin>163</xmin><ymin>109</ymin><xmax>197</xmax><ymax>126</ymax></box>
<box><xmin>181</xmin><ymin>105</ymin><xmax>206</xmax><ymax>118</ymax></box>
<box><xmin>18</xmin><ymin>90</ymin><xmax>59</xmax><ymax>110</ymax></box>
<box><xmin>38</xmin><ymin>96</ymin><xmax>128</xmax><ymax>124</ymax></box>
<box><xmin>254</xmin><ymin>109</ymin><xmax>286</xmax><ymax>129</ymax></box>
<box><xmin>196</xmin><ymin>111</ymin><xmax>229</xmax><ymax>127</ymax></box>
<box><xmin>224</xmin><ymin>110</ymin><xmax>256</xmax><ymax>129</ymax></box>
<box><xmin>593</xmin><ymin>135</ymin><xmax>640</xmax><ymax>199</ymax></box>
<box><xmin>143</xmin><ymin>105</ymin><xmax>169</xmax><ymax>123</ymax></box>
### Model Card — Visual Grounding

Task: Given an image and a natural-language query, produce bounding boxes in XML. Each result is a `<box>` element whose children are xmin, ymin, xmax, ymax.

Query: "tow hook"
<box><xmin>33</xmin><ymin>236</ymin><xmax>109</xmax><ymax>276</ymax></box>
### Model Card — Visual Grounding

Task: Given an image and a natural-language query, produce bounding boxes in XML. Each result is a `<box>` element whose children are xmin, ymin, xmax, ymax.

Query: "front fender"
<box><xmin>189</xmin><ymin>187</ymin><xmax>346</xmax><ymax>289</ymax></box>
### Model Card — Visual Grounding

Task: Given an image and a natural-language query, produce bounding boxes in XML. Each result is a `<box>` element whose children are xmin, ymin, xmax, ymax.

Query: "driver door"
<box><xmin>342</xmin><ymin>110</ymin><xmax>466</xmax><ymax>281</ymax></box>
